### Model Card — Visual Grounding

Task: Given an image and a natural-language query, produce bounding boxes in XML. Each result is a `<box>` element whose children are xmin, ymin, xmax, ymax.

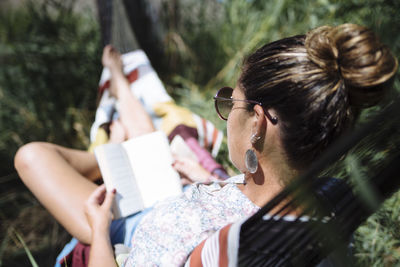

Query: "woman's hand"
<box><xmin>172</xmin><ymin>156</ymin><xmax>211</xmax><ymax>185</ymax></box>
<box><xmin>84</xmin><ymin>184</ymin><xmax>116</xmax><ymax>235</ymax></box>
<box><xmin>86</xmin><ymin>185</ymin><xmax>118</xmax><ymax>267</ymax></box>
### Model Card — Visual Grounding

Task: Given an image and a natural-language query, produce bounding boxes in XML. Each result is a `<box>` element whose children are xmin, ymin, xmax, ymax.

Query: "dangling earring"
<box><xmin>246</xmin><ymin>133</ymin><xmax>260</xmax><ymax>174</ymax></box>
<box><xmin>245</xmin><ymin>149</ymin><xmax>258</xmax><ymax>174</ymax></box>
<box><xmin>250</xmin><ymin>133</ymin><xmax>261</xmax><ymax>144</ymax></box>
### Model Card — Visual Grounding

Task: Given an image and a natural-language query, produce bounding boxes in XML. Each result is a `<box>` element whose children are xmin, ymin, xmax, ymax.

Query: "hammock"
<box><xmin>96</xmin><ymin>0</ymin><xmax>164</xmax><ymax>69</ymax></box>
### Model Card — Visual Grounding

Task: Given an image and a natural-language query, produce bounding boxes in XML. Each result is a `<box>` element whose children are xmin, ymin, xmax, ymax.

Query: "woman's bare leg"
<box><xmin>14</xmin><ymin>47</ymin><xmax>156</xmax><ymax>244</ymax></box>
<box><xmin>102</xmin><ymin>45</ymin><xmax>155</xmax><ymax>138</ymax></box>
<box><xmin>15</xmin><ymin>142</ymin><xmax>101</xmax><ymax>244</ymax></box>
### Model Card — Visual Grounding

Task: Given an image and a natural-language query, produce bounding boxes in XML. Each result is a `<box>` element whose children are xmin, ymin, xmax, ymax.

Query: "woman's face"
<box><xmin>227</xmin><ymin>87</ymin><xmax>253</xmax><ymax>172</ymax></box>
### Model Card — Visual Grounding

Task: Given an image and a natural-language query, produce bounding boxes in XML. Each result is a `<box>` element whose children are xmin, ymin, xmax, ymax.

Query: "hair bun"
<box><xmin>306</xmin><ymin>24</ymin><xmax>398</xmax><ymax>107</ymax></box>
<box><xmin>305</xmin><ymin>25</ymin><xmax>339</xmax><ymax>73</ymax></box>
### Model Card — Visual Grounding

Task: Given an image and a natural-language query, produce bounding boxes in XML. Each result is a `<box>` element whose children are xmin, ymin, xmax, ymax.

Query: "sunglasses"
<box><xmin>213</xmin><ymin>87</ymin><xmax>278</xmax><ymax>124</ymax></box>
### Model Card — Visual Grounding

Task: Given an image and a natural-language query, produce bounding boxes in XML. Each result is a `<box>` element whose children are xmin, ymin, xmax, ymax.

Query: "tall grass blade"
<box><xmin>13</xmin><ymin>230</ymin><xmax>39</xmax><ymax>267</ymax></box>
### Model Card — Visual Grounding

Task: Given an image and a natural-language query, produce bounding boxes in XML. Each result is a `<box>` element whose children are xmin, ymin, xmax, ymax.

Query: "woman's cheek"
<box><xmin>227</xmin><ymin>117</ymin><xmax>243</xmax><ymax>171</ymax></box>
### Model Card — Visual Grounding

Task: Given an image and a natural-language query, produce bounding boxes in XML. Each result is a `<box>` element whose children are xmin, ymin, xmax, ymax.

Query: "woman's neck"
<box><xmin>239</xmin><ymin>159</ymin><xmax>298</xmax><ymax>208</ymax></box>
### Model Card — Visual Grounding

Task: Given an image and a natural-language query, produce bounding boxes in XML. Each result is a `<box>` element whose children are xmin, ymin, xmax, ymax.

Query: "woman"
<box><xmin>99</xmin><ymin>44</ymin><xmax>229</xmax><ymax>184</ymax></box>
<box><xmin>15</xmin><ymin>24</ymin><xmax>397</xmax><ymax>266</ymax></box>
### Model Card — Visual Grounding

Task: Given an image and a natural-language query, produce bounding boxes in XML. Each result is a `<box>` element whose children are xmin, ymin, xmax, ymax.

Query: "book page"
<box><xmin>95</xmin><ymin>144</ymin><xmax>144</xmax><ymax>218</ymax></box>
<box><xmin>123</xmin><ymin>131</ymin><xmax>183</xmax><ymax>208</ymax></box>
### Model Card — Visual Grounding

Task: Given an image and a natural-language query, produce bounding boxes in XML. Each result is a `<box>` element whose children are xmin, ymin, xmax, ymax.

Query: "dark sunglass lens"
<box><xmin>217</xmin><ymin>99</ymin><xmax>233</xmax><ymax>120</ymax></box>
<box><xmin>218</xmin><ymin>87</ymin><xmax>233</xmax><ymax>98</ymax></box>
<box><xmin>216</xmin><ymin>87</ymin><xmax>234</xmax><ymax>120</ymax></box>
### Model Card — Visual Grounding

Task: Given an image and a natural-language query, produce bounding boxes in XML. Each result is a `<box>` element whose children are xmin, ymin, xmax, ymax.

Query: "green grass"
<box><xmin>14</xmin><ymin>230</ymin><xmax>39</xmax><ymax>267</ymax></box>
<box><xmin>0</xmin><ymin>0</ymin><xmax>399</xmax><ymax>266</ymax></box>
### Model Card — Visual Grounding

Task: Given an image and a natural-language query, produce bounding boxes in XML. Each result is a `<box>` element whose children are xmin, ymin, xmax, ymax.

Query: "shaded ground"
<box><xmin>0</xmin><ymin>173</ymin><xmax>70</xmax><ymax>266</ymax></box>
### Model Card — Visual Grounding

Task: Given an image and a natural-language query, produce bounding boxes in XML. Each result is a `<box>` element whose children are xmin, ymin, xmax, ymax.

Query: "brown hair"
<box><xmin>239</xmin><ymin>24</ymin><xmax>398</xmax><ymax>170</ymax></box>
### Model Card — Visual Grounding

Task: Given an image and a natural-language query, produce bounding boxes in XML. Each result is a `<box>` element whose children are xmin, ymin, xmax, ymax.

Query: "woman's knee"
<box><xmin>14</xmin><ymin>142</ymin><xmax>50</xmax><ymax>177</ymax></box>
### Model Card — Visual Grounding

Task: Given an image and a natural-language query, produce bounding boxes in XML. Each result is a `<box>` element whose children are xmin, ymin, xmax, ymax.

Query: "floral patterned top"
<box><xmin>123</xmin><ymin>174</ymin><xmax>259</xmax><ymax>266</ymax></box>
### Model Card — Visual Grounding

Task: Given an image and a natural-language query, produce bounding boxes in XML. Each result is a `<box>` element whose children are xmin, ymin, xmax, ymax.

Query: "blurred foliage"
<box><xmin>355</xmin><ymin>193</ymin><xmax>400</xmax><ymax>266</ymax></box>
<box><xmin>164</xmin><ymin>0</ymin><xmax>400</xmax><ymax>90</ymax></box>
<box><xmin>0</xmin><ymin>0</ymin><xmax>102</xmax><ymax>176</ymax></box>
<box><xmin>0</xmin><ymin>0</ymin><xmax>101</xmax><ymax>265</ymax></box>
<box><xmin>161</xmin><ymin>0</ymin><xmax>400</xmax><ymax>266</ymax></box>
<box><xmin>322</xmin><ymin>105</ymin><xmax>400</xmax><ymax>266</ymax></box>
<box><xmin>0</xmin><ymin>0</ymin><xmax>399</xmax><ymax>266</ymax></box>
<box><xmin>163</xmin><ymin>0</ymin><xmax>400</xmax><ymax>174</ymax></box>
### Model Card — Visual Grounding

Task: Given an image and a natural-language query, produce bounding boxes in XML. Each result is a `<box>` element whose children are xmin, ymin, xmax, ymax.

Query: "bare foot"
<box><xmin>102</xmin><ymin>45</ymin><xmax>124</xmax><ymax>98</ymax></box>
<box><xmin>101</xmin><ymin>45</ymin><xmax>123</xmax><ymax>73</ymax></box>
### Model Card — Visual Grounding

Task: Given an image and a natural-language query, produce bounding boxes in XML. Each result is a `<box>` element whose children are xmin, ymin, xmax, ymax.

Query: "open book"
<box><xmin>94</xmin><ymin>131</ymin><xmax>182</xmax><ymax>219</ymax></box>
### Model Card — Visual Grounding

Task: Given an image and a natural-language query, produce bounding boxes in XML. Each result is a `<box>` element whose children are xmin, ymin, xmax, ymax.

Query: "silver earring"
<box><xmin>245</xmin><ymin>149</ymin><xmax>258</xmax><ymax>174</ymax></box>
<box><xmin>250</xmin><ymin>134</ymin><xmax>261</xmax><ymax>144</ymax></box>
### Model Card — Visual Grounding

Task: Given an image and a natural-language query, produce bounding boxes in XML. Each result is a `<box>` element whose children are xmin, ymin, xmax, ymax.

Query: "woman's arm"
<box><xmin>172</xmin><ymin>156</ymin><xmax>213</xmax><ymax>184</ymax></box>
<box><xmin>85</xmin><ymin>184</ymin><xmax>117</xmax><ymax>267</ymax></box>
<box><xmin>172</xmin><ymin>156</ymin><xmax>230</xmax><ymax>184</ymax></box>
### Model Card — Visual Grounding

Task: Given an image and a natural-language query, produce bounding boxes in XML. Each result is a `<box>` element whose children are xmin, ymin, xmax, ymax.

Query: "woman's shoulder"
<box><xmin>224</xmin><ymin>174</ymin><xmax>245</xmax><ymax>183</ymax></box>
<box><xmin>183</xmin><ymin>174</ymin><xmax>258</xmax><ymax>212</ymax></box>
<box><xmin>185</xmin><ymin>174</ymin><xmax>245</xmax><ymax>195</ymax></box>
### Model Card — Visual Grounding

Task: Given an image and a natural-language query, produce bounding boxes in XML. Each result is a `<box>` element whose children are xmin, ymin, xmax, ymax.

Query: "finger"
<box><xmin>102</xmin><ymin>188</ymin><xmax>116</xmax><ymax>211</ymax></box>
<box><xmin>172</xmin><ymin>159</ymin><xmax>183</xmax><ymax>170</ymax></box>
<box><xmin>87</xmin><ymin>184</ymin><xmax>107</xmax><ymax>205</ymax></box>
<box><xmin>179</xmin><ymin>157</ymin><xmax>196</xmax><ymax>165</ymax></box>
<box><xmin>172</xmin><ymin>161</ymin><xmax>191</xmax><ymax>176</ymax></box>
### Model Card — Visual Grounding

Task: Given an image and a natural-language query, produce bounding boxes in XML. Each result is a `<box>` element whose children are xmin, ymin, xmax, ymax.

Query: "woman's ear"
<box><xmin>251</xmin><ymin>105</ymin><xmax>267</xmax><ymax>146</ymax></box>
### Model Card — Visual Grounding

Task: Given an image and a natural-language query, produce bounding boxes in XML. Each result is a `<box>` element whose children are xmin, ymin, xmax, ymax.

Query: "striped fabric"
<box><xmin>90</xmin><ymin>49</ymin><xmax>172</xmax><ymax>143</ymax></box>
<box><xmin>193</xmin><ymin>114</ymin><xmax>223</xmax><ymax>158</ymax></box>
<box><xmin>185</xmin><ymin>220</ymin><xmax>244</xmax><ymax>267</ymax></box>
<box><xmin>90</xmin><ymin>49</ymin><xmax>223</xmax><ymax>157</ymax></box>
